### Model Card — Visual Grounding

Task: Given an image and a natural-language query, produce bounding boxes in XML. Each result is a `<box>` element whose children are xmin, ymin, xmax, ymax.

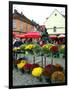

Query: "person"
<box><xmin>13</xmin><ymin>38</ymin><xmax>23</xmax><ymax>47</ymax></box>
<box><xmin>41</xmin><ymin>28</ymin><xmax>49</xmax><ymax>44</ymax></box>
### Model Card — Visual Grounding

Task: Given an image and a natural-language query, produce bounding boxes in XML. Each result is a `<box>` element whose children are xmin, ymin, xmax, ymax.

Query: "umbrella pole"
<box><xmin>44</xmin><ymin>54</ymin><xmax>46</xmax><ymax>67</ymax></box>
<box><xmin>33</xmin><ymin>54</ymin><xmax>35</xmax><ymax>64</ymax></box>
<box><xmin>51</xmin><ymin>53</ymin><xmax>53</xmax><ymax>65</ymax></box>
<box><xmin>41</xmin><ymin>55</ymin><xmax>43</xmax><ymax>67</ymax></box>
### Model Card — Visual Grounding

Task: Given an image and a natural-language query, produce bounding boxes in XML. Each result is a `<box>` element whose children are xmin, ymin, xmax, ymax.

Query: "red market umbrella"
<box><xmin>13</xmin><ymin>32</ymin><xmax>16</xmax><ymax>36</ymax></box>
<box><xmin>49</xmin><ymin>35</ymin><xmax>57</xmax><ymax>40</ymax></box>
<box><xmin>15</xmin><ymin>34</ymin><xmax>25</xmax><ymax>38</ymax></box>
<box><xmin>24</xmin><ymin>32</ymin><xmax>41</xmax><ymax>38</ymax></box>
<box><xmin>58</xmin><ymin>35</ymin><xmax>65</xmax><ymax>38</ymax></box>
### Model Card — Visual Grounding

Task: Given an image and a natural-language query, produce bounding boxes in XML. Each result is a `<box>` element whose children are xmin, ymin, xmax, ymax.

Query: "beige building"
<box><xmin>44</xmin><ymin>9</ymin><xmax>65</xmax><ymax>36</ymax></box>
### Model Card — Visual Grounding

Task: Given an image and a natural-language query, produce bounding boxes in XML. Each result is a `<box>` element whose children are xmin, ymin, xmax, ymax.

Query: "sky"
<box><xmin>13</xmin><ymin>4</ymin><xmax>65</xmax><ymax>25</ymax></box>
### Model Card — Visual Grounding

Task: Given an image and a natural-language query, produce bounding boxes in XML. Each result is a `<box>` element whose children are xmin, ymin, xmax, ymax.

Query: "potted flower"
<box><xmin>31</xmin><ymin>63</ymin><xmax>40</xmax><ymax>70</ymax></box>
<box><xmin>23</xmin><ymin>63</ymin><xmax>32</xmax><ymax>74</ymax></box>
<box><xmin>32</xmin><ymin>67</ymin><xmax>43</xmax><ymax>82</ymax></box>
<box><xmin>42</xmin><ymin>44</ymin><xmax>53</xmax><ymax>67</ymax></box>
<box><xmin>25</xmin><ymin>44</ymin><xmax>41</xmax><ymax>64</ymax></box>
<box><xmin>13</xmin><ymin>47</ymin><xmax>21</xmax><ymax>60</ymax></box>
<box><xmin>51</xmin><ymin>71</ymin><xmax>65</xmax><ymax>83</ymax></box>
<box><xmin>17</xmin><ymin>60</ymin><xmax>27</xmax><ymax>73</ymax></box>
<box><xmin>54</xmin><ymin>64</ymin><xmax>63</xmax><ymax>72</ymax></box>
<box><xmin>59</xmin><ymin>45</ymin><xmax>65</xmax><ymax>58</ymax></box>
<box><xmin>50</xmin><ymin>45</ymin><xmax>58</xmax><ymax>65</ymax></box>
<box><xmin>42</xmin><ymin>64</ymin><xmax>56</xmax><ymax>83</ymax></box>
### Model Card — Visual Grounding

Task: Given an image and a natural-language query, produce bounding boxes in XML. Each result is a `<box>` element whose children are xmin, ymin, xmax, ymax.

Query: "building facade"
<box><xmin>13</xmin><ymin>9</ymin><xmax>36</xmax><ymax>34</ymax></box>
<box><xmin>44</xmin><ymin>9</ymin><xmax>65</xmax><ymax>36</ymax></box>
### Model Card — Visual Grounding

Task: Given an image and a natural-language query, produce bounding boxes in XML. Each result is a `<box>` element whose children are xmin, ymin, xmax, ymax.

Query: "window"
<box><xmin>55</xmin><ymin>13</ymin><xmax>57</xmax><ymax>16</ymax></box>
<box><xmin>53</xmin><ymin>26</ymin><xmax>56</xmax><ymax>32</ymax></box>
<box><xmin>26</xmin><ymin>24</ymin><xmax>28</xmax><ymax>32</ymax></box>
<box><xmin>13</xmin><ymin>20</ymin><xmax>16</xmax><ymax>29</ymax></box>
<box><xmin>31</xmin><ymin>26</ymin><xmax>34</xmax><ymax>31</ymax></box>
<box><xmin>20</xmin><ymin>21</ymin><xmax>23</xmax><ymax>32</ymax></box>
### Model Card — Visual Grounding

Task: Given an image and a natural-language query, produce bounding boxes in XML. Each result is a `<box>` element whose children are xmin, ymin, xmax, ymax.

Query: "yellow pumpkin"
<box><xmin>32</xmin><ymin>67</ymin><xmax>43</xmax><ymax>77</ymax></box>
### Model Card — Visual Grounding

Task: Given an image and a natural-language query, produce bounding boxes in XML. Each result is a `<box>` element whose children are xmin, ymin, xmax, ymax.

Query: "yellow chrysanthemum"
<box><xmin>17</xmin><ymin>61</ymin><xmax>27</xmax><ymax>69</ymax></box>
<box><xmin>20</xmin><ymin>60</ymin><xmax>27</xmax><ymax>63</ymax></box>
<box><xmin>13</xmin><ymin>47</ymin><xmax>20</xmax><ymax>52</ymax></box>
<box><xmin>61</xmin><ymin>45</ymin><xmax>65</xmax><ymax>49</ymax></box>
<box><xmin>32</xmin><ymin>67</ymin><xmax>43</xmax><ymax>77</ymax></box>
<box><xmin>25</xmin><ymin>44</ymin><xmax>35</xmax><ymax>50</ymax></box>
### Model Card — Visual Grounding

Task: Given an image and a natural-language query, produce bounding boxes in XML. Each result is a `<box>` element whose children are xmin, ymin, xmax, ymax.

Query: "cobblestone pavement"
<box><xmin>13</xmin><ymin>69</ymin><xmax>49</xmax><ymax>86</ymax></box>
<box><xmin>13</xmin><ymin>55</ymin><xmax>65</xmax><ymax>86</ymax></box>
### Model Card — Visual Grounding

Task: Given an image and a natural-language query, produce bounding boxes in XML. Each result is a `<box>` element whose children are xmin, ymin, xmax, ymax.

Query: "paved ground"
<box><xmin>13</xmin><ymin>54</ymin><xmax>65</xmax><ymax>86</ymax></box>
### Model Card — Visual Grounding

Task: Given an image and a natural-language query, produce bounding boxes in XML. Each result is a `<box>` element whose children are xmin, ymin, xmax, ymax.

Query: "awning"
<box><xmin>13</xmin><ymin>32</ymin><xmax>16</xmax><ymax>36</ymax></box>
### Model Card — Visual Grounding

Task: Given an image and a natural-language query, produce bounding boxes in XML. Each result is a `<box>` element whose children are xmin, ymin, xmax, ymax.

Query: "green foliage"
<box><xmin>59</xmin><ymin>45</ymin><xmax>65</xmax><ymax>54</ymax></box>
<box><xmin>42</xmin><ymin>44</ymin><xmax>53</xmax><ymax>54</ymax></box>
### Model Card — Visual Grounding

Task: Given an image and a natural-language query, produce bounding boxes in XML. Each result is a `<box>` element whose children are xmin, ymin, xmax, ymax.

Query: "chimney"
<box><xmin>21</xmin><ymin>12</ymin><xmax>23</xmax><ymax>15</ymax></box>
<box><xmin>14</xmin><ymin>9</ymin><xmax>18</xmax><ymax>14</ymax></box>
